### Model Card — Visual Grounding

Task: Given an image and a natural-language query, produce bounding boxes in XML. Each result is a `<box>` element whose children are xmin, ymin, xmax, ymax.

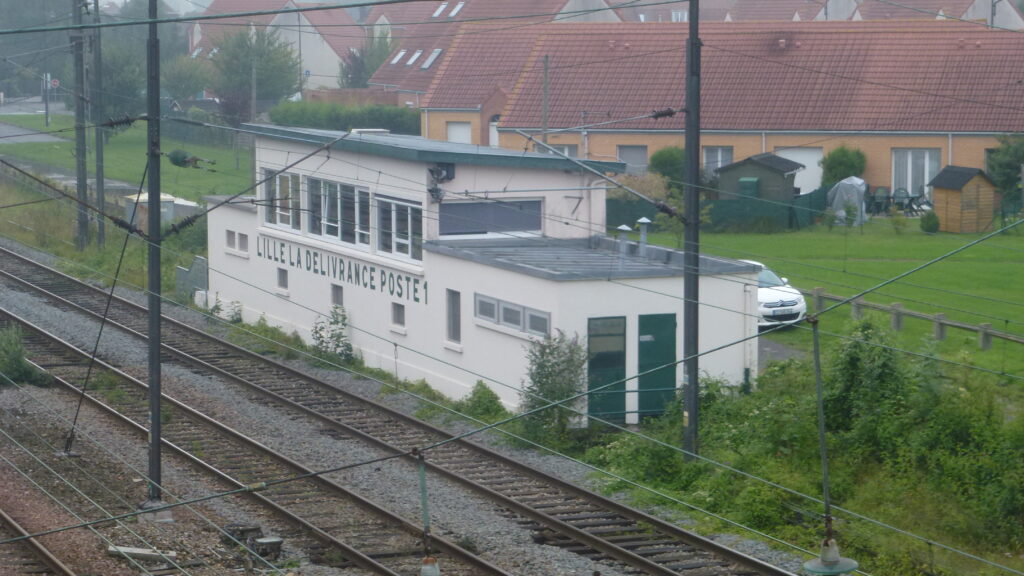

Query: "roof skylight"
<box><xmin>449</xmin><ymin>1</ymin><xmax>465</xmax><ymax>17</ymax></box>
<box><xmin>390</xmin><ymin>49</ymin><xmax>407</xmax><ymax>64</ymax></box>
<box><xmin>432</xmin><ymin>2</ymin><xmax>448</xmax><ymax>17</ymax></box>
<box><xmin>420</xmin><ymin>48</ymin><xmax>443</xmax><ymax>69</ymax></box>
<box><xmin>406</xmin><ymin>49</ymin><xmax>423</xmax><ymax>65</ymax></box>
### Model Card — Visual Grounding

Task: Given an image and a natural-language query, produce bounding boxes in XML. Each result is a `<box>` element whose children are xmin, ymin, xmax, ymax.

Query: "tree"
<box><xmin>0</xmin><ymin>0</ymin><xmax>71</xmax><ymax>96</ymax></box>
<box><xmin>520</xmin><ymin>330</ymin><xmax>587</xmax><ymax>445</ymax></box>
<box><xmin>117</xmin><ymin>0</ymin><xmax>189</xmax><ymax>59</ymax></box>
<box><xmin>339</xmin><ymin>33</ymin><xmax>393</xmax><ymax>89</ymax></box>
<box><xmin>161</xmin><ymin>55</ymin><xmax>212</xmax><ymax>101</ymax></box>
<box><xmin>819</xmin><ymin>145</ymin><xmax>866</xmax><ymax>191</ymax></box>
<box><xmin>648</xmin><ymin>146</ymin><xmax>686</xmax><ymax>188</ymax></box>
<box><xmin>95</xmin><ymin>44</ymin><xmax>145</xmax><ymax>139</ymax></box>
<box><xmin>985</xmin><ymin>134</ymin><xmax>1024</xmax><ymax>209</ymax></box>
<box><xmin>210</xmin><ymin>29</ymin><xmax>300</xmax><ymax>125</ymax></box>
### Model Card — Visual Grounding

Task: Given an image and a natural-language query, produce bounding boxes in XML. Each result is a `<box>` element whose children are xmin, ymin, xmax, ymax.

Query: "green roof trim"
<box><xmin>243</xmin><ymin>123</ymin><xmax>626</xmax><ymax>173</ymax></box>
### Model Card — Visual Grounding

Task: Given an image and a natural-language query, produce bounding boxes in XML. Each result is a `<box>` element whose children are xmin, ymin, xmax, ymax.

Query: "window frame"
<box><xmin>377</xmin><ymin>196</ymin><xmax>423</xmax><ymax>260</ymax></box>
<box><xmin>392</xmin><ymin>302</ymin><xmax>406</xmax><ymax>327</ymax></box>
<box><xmin>263</xmin><ymin>169</ymin><xmax>300</xmax><ymax>230</ymax></box>
<box><xmin>277</xmin><ymin>268</ymin><xmax>288</xmax><ymax>290</ymax></box>
<box><xmin>474</xmin><ymin>294</ymin><xmax>498</xmax><ymax>322</ymax></box>
<box><xmin>446</xmin><ymin>289</ymin><xmax>461</xmax><ymax>343</ymax></box>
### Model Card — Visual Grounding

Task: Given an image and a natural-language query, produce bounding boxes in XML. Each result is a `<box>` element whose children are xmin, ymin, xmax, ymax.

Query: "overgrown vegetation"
<box><xmin>585</xmin><ymin>320</ymin><xmax>1024</xmax><ymax>575</ymax></box>
<box><xmin>819</xmin><ymin>145</ymin><xmax>866</xmax><ymax>191</ymax></box>
<box><xmin>268</xmin><ymin>101</ymin><xmax>421</xmax><ymax>135</ymax></box>
<box><xmin>518</xmin><ymin>330</ymin><xmax>587</xmax><ymax>449</ymax></box>
<box><xmin>0</xmin><ymin>326</ymin><xmax>48</xmax><ymax>386</ymax></box>
<box><xmin>311</xmin><ymin>306</ymin><xmax>354</xmax><ymax>364</ymax></box>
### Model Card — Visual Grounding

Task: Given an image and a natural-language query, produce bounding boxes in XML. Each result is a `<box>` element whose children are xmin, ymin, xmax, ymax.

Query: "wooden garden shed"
<box><xmin>928</xmin><ymin>166</ymin><xmax>996</xmax><ymax>233</ymax></box>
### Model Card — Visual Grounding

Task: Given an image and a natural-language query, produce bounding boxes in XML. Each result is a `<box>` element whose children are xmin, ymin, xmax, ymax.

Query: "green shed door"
<box><xmin>638</xmin><ymin>314</ymin><xmax>677</xmax><ymax>418</ymax></box>
<box><xmin>588</xmin><ymin>317</ymin><xmax>626</xmax><ymax>422</ymax></box>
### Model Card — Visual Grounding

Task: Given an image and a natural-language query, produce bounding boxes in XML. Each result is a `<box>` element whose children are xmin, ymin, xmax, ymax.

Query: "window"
<box><xmin>392</xmin><ymin>302</ymin><xmax>406</xmax><ymax>327</ymax></box>
<box><xmin>892</xmin><ymin>148</ymin><xmax>941</xmax><ymax>199</ymax></box>
<box><xmin>447</xmin><ymin>289</ymin><xmax>461</xmax><ymax>343</ymax></box>
<box><xmin>439</xmin><ymin>200</ymin><xmax>542</xmax><ymax>235</ymax></box>
<box><xmin>432</xmin><ymin>1</ymin><xmax>448</xmax><ymax>17</ymax></box>
<box><xmin>702</xmin><ymin>146</ymin><xmax>733</xmax><ymax>177</ymax></box>
<box><xmin>617</xmin><ymin>145</ymin><xmax>649</xmax><ymax>175</ymax></box>
<box><xmin>263</xmin><ymin>170</ymin><xmax>300</xmax><ymax>229</ymax></box>
<box><xmin>449</xmin><ymin>1</ymin><xmax>465</xmax><ymax>17</ymax></box>
<box><xmin>420</xmin><ymin>48</ymin><xmax>443</xmax><ymax>69</ymax></box>
<box><xmin>277</xmin><ymin>268</ymin><xmax>288</xmax><ymax>290</ymax></box>
<box><xmin>226</xmin><ymin>230</ymin><xmax>236</xmax><ymax>249</ymax></box>
<box><xmin>446</xmin><ymin>121</ymin><xmax>472</xmax><ymax>144</ymax></box>
<box><xmin>309</xmin><ymin>178</ymin><xmax>369</xmax><ymax>246</ymax></box>
<box><xmin>406</xmin><ymin>49</ymin><xmax>423</xmax><ymax>66</ymax></box>
<box><xmin>475</xmin><ymin>293</ymin><xmax>550</xmax><ymax>337</ymax></box>
<box><xmin>238</xmin><ymin>233</ymin><xmax>248</xmax><ymax>252</ymax></box>
<box><xmin>389</xmin><ymin>49</ymin><xmax>407</xmax><ymax>64</ymax></box>
<box><xmin>671</xmin><ymin>9</ymin><xmax>687</xmax><ymax>21</ymax></box>
<box><xmin>535</xmin><ymin>143</ymin><xmax>578</xmax><ymax>157</ymax></box>
<box><xmin>475</xmin><ymin>294</ymin><xmax>497</xmax><ymax>322</ymax></box>
<box><xmin>377</xmin><ymin>196</ymin><xmax>423</xmax><ymax>260</ymax></box>
<box><xmin>331</xmin><ymin>284</ymin><xmax>343</xmax><ymax>306</ymax></box>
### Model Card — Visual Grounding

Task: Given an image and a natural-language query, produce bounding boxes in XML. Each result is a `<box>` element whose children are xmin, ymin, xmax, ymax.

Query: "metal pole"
<box><xmin>72</xmin><ymin>0</ymin><xmax>89</xmax><ymax>251</ymax></box>
<box><xmin>93</xmin><ymin>0</ymin><xmax>105</xmax><ymax>246</ymax></box>
<box><xmin>682</xmin><ymin>0</ymin><xmax>701</xmax><ymax>458</ymax></box>
<box><xmin>810</xmin><ymin>317</ymin><xmax>832</xmax><ymax>528</ymax></box>
<box><xmin>43</xmin><ymin>74</ymin><xmax>50</xmax><ymax>127</ymax></box>
<box><xmin>145</xmin><ymin>0</ymin><xmax>163</xmax><ymax>505</ymax></box>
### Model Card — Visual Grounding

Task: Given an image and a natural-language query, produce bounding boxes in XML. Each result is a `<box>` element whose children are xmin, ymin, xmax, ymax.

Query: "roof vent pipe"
<box><xmin>636</xmin><ymin>216</ymin><xmax>651</xmax><ymax>257</ymax></box>
<box><xmin>616</xmin><ymin>224</ymin><xmax>632</xmax><ymax>269</ymax></box>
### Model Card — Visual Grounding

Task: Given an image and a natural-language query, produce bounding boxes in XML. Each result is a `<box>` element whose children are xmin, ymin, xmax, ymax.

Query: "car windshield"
<box><xmin>758</xmin><ymin>268</ymin><xmax>786</xmax><ymax>288</ymax></box>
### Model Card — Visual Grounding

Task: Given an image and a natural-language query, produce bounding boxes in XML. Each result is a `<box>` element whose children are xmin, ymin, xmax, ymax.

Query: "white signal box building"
<box><xmin>202</xmin><ymin>125</ymin><xmax>759</xmax><ymax>424</ymax></box>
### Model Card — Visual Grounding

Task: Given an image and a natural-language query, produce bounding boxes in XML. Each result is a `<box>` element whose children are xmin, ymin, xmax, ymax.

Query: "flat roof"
<box><xmin>243</xmin><ymin>123</ymin><xmax>625</xmax><ymax>174</ymax></box>
<box><xmin>424</xmin><ymin>237</ymin><xmax>757</xmax><ymax>281</ymax></box>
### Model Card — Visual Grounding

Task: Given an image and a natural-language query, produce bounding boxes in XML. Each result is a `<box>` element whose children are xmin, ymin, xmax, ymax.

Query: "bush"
<box><xmin>820</xmin><ymin>145</ymin><xmax>866</xmax><ymax>191</ymax></box>
<box><xmin>0</xmin><ymin>326</ymin><xmax>48</xmax><ymax>386</ymax></box>
<box><xmin>519</xmin><ymin>330</ymin><xmax>587</xmax><ymax>447</ymax></box>
<box><xmin>311</xmin><ymin>306</ymin><xmax>354</xmax><ymax>363</ymax></box>
<box><xmin>268</xmin><ymin>102</ymin><xmax>420</xmax><ymax>135</ymax></box>
<box><xmin>919</xmin><ymin>210</ymin><xmax>939</xmax><ymax>233</ymax></box>
<box><xmin>452</xmin><ymin>381</ymin><xmax>511</xmax><ymax>424</ymax></box>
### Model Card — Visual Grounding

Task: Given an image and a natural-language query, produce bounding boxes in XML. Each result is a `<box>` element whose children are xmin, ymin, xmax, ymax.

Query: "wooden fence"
<box><xmin>807</xmin><ymin>287</ymin><xmax>1024</xmax><ymax>349</ymax></box>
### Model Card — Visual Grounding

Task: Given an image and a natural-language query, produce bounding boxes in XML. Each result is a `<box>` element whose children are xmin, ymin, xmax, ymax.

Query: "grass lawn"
<box><xmin>646</xmin><ymin>219</ymin><xmax>1024</xmax><ymax>380</ymax></box>
<box><xmin>0</xmin><ymin>114</ymin><xmax>251</xmax><ymax>202</ymax></box>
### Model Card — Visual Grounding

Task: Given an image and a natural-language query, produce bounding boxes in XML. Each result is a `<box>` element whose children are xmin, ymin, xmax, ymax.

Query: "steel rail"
<box><xmin>0</xmin><ymin>507</ymin><xmax>78</xmax><ymax>576</ymax></box>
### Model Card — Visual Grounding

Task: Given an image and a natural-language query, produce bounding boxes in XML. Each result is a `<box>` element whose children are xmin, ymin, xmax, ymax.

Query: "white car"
<box><xmin>741</xmin><ymin>260</ymin><xmax>807</xmax><ymax>327</ymax></box>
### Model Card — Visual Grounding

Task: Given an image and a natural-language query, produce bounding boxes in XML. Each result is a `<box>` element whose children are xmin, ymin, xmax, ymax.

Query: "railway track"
<box><xmin>1</xmin><ymin>308</ymin><xmax>509</xmax><ymax>576</ymax></box>
<box><xmin>0</xmin><ymin>507</ymin><xmax>76</xmax><ymax>576</ymax></box>
<box><xmin>0</xmin><ymin>246</ymin><xmax>798</xmax><ymax>576</ymax></box>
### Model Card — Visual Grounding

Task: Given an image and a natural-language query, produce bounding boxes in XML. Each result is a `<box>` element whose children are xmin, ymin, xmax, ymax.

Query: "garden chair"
<box><xmin>871</xmin><ymin>187</ymin><xmax>890</xmax><ymax>215</ymax></box>
<box><xmin>892</xmin><ymin>188</ymin><xmax>910</xmax><ymax>213</ymax></box>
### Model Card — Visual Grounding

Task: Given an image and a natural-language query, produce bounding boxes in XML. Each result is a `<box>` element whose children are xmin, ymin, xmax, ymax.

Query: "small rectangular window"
<box><xmin>277</xmin><ymin>268</ymin><xmax>288</xmax><ymax>290</ymax></box>
<box><xmin>526</xmin><ymin>309</ymin><xmax>550</xmax><ymax>336</ymax></box>
<box><xmin>421</xmin><ymin>48</ymin><xmax>443</xmax><ymax>69</ymax></box>
<box><xmin>331</xmin><ymin>284</ymin><xmax>343</xmax><ymax>306</ymax></box>
<box><xmin>475</xmin><ymin>294</ymin><xmax>497</xmax><ymax>321</ymax></box>
<box><xmin>226</xmin><ymin>230</ymin><xmax>236</xmax><ymax>249</ymax></box>
<box><xmin>432</xmin><ymin>1</ymin><xmax>448</xmax><ymax>17</ymax></box>
<box><xmin>500</xmin><ymin>302</ymin><xmax>523</xmax><ymax>329</ymax></box>
<box><xmin>392</xmin><ymin>302</ymin><xmax>406</xmax><ymax>327</ymax></box>
<box><xmin>238</xmin><ymin>233</ymin><xmax>248</xmax><ymax>252</ymax></box>
<box><xmin>406</xmin><ymin>49</ymin><xmax>423</xmax><ymax>66</ymax></box>
<box><xmin>447</xmin><ymin>289</ymin><xmax>461</xmax><ymax>343</ymax></box>
<box><xmin>390</xmin><ymin>49</ymin><xmax>407</xmax><ymax>64</ymax></box>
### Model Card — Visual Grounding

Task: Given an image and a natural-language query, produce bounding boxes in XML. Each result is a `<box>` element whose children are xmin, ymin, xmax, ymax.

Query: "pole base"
<box><xmin>803</xmin><ymin>557</ymin><xmax>858</xmax><ymax>575</ymax></box>
<box><xmin>137</xmin><ymin>499</ymin><xmax>174</xmax><ymax>524</ymax></box>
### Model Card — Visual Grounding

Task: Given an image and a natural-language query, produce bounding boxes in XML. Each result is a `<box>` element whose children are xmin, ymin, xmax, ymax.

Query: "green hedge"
<box><xmin>268</xmin><ymin>101</ymin><xmax>420</xmax><ymax>135</ymax></box>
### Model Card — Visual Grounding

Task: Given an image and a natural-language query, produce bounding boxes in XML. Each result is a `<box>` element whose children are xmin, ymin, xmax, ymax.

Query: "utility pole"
<box><xmin>72</xmin><ymin>0</ymin><xmax>89</xmax><ymax>251</ymax></box>
<box><xmin>93</xmin><ymin>0</ymin><xmax>105</xmax><ymax>246</ymax></box>
<box><xmin>542</xmin><ymin>55</ymin><xmax>549</xmax><ymax>144</ymax></box>
<box><xmin>144</xmin><ymin>0</ymin><xmax>164</xmax><ymax>508</ymax></box>
<box><xmin>682</xmin><ymin>0</ymin><xmax>701</xmax><ymax>458</ymax></box>
<box><xmin>43</xmin><ymin>73</ymin><xmax>51</xmax><ymax>127</ymax></box>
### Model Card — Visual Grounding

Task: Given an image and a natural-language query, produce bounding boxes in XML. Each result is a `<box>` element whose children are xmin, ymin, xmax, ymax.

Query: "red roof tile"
<box><xmin>494</xmin><ymin>21</ymin><xmax>1024</xmax><ymax>133</ymax></box>
<box><xmin>295</xmin><ymin>4</ymin><xmax>364</xmax><ymax>59</ymax></box>
<box><xmin>193</xmin><ymin>0</ymin><xmax>294</xmax><ymax>52</ymax></box>
<box><xmin>856</xmin><ymin>0</ymin><xmax>976</xmax><ymax>20</ymax></box>
<box><xmin>730</xmin><ymin>0</ymin><xmax>823</xmax><ymax>21</ymax></box>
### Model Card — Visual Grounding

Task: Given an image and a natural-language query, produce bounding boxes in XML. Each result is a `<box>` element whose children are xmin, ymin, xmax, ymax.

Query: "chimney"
<box><xmin>636</xmin><ymin>216</ymin><xmax>651</xmax><ymax>257</ymax></box>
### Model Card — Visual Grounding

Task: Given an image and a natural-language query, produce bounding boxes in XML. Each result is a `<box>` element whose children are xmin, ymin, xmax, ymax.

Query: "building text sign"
<box><xmin>257</xmin><ymin>235</ymin><xmax>427</xmax><ymax>304</ymax></box>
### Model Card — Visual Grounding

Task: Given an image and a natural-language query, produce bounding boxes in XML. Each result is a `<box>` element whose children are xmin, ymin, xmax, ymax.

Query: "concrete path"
<box><xmin>0</xmin><ymin>120</ymin><xmax>64</xmax><ymax>144</ymax></box>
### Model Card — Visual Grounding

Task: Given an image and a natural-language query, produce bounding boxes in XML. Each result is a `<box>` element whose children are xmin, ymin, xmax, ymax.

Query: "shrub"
<box><xmin>0</xmin><ymin>326</ymin><xmax>48</xmax><ymax>387</ymax></box>
<box><xmin>268</xmin><ymin>102</ymin><xmax>420</xmax><ymax>135</ymax></box>
<box><xmin>311</xmin><ymin>306</ymin><xmax>354</xmax><ymax>363</ymax></box>
<box><xmin>519</xmin><ymin>330</ymin><xmax>587</xmax><ymax>447</ymax></box>
<box><xmin>820</xmin><ymin>145</ymin><xmax>866</xmax><ymax>191</ymax></box>
<box><xmin>919</xmin><ymin>210</ymin><xmax>939</xmax><ymax>233</ymax></box>
<box><xmin>452</xmin><ymin>381</ymin><xmax>511</xmax><ymax>424</ymax></box>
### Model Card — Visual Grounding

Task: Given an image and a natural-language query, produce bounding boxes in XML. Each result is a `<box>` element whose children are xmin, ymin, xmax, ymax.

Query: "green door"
<box><xmin>588</xmin><ymin>317</ymin><xmax>626</xmax><ymax>422</ymax></box>
<box><xmin>638</xmin><ymin>314</ymin><xmax>676</xmax><ymax>418</ymax></box>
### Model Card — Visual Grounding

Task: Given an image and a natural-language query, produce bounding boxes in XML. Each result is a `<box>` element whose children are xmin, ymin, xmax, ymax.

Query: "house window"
<box><xmin>226</xmin><ymin>230</ymin><xmax>236</xmax><ymax>249</ymax></box>
<box><xmin>392</xmin><ymin>302</ymin><xmax>406</xmax><ymax>327</ymax></box>
<box><xmin>277</xmin><ymin>268</ymin><xmax>288</xmax><ymax>290</ymax></box>
<box><xmin>439</xmin><ymin>200</ymin><xmax>542</xmax><ymax>235</ymax></box>
<box><xmin>310</xmin><ymin>178</ymin><xmax>370</xmax><ymax>246</ymax></box>
<box><xmin>703</xmin><ymin>146</ymin><xmax>734</xmax><ymax>178</ymax></box>
<box><xmin>331</xmin><ymin>284</ymin><xmax>343</xmax><ymax>306</ymax></box>
<box><xmin>447</xmin><ymin>289</ymin><xmax>461</xmax><ymax>343</ymax></box>
<box><xmin>475</xmin><ymin>293</ymin><xmax>550</xmax><ymax>337</ymax></box>
<box><xmin>535</xmin><ymin>143</ymin><xmax>578</xmax><ymax>157</ymax></box>
<box><xmin>617</xmin><ymin>145</ymin><xmax>649</xmax><ymax>175</ymax></box>
<box><xmin>446</xmin><ymin>121</ymin><xmax>472</xmax><ymax>144</ymax></box>
<box><xmin>893</xmin><ymin>148</ymin><xmax>941</xmax><ymax>199</ymax></box>
<box><xmin>238</xmin><ymin>233</ymin><xmax>248</xmax><ymax>252</ymax></box>
<box><xmin>377</xmin><ymin>196</ymin><xmax>423</xmax><ymax>260</ymax></box>
<box><xmin>671</xmin><ymin>9</ymin><xmax>687</xmax><ymax>21</ymax></box>
<box><xmin>263</xmin><ymin>169</ymin><xmax>300</xmax><ymax>229</ymax></box>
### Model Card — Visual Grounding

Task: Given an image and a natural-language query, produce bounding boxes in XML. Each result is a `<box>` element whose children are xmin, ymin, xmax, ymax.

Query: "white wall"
<box><xmin>270</xmin><ymin>12</ymin><xmax>349</xmax><ymax>91</ymax></box>
<box><xmin>775</xmin><ymin>146</ymin><xmax>823</xmax><ymax>194</ymax></box>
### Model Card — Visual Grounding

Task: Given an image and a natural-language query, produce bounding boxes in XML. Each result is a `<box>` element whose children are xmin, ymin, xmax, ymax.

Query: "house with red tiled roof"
<box><xmin>270</xmin><ymin>5</ymin><xmax>364</xmax><ymax>90</ymax></box>
<box><xmin>366</xmin><ymin>0</ymin><xmax>625</xmax><ymax>105</ymax></box>
<box><xmin>728</xmin><ymin>0</ymin><xmax>832</xmax><ymax>21</ymax></box>
<box><xmin>188</xmin><ymin>0</ymin><xmax>294</xmax><ymax>56</ymax></box>
<box><xmin>614</xmin><ymin>0</ymin><xmax>736</xmax><ymax>22</ymax></box>
<box><xmin>422</xmin><ymin>20</ymin><xmax>1024</xmax><ymax>199</ymax></box>
<box><xmin>851</xmin><ymin>0</ymin><xmax>1024</xmax><ymax>28</ymax></box>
